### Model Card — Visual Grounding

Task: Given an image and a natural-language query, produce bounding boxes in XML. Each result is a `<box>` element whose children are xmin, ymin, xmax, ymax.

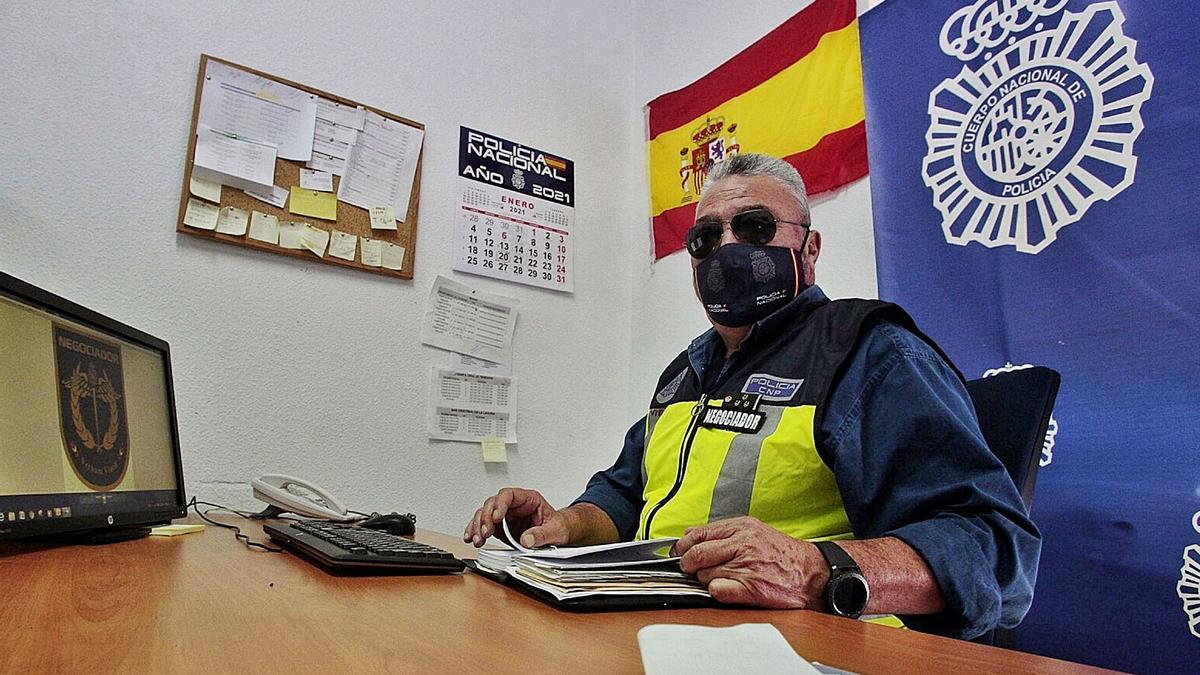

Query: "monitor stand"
<box><xmin>33</xmin><ymin>526</ymin><xmax>153</xmax><ymax>545</ymax></box>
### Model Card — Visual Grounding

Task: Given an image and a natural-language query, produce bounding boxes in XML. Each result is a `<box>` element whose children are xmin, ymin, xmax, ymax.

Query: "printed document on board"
<box><xmin>337</xmin><ymin>110</ymin><xmax>424</xmax><ymax>218</ymax></box>
<box><xmin>192</xmin><ymin>126</ymin><xmax>277</xmax><ymax>192</ymax></box>
<box><xmin>198</xmin><ymin>59</ymin><xmax>318</xmax><ymax>161</ymax></box>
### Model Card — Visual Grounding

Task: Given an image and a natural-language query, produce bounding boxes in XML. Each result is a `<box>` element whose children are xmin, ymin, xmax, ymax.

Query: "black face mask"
<box><xmin>695</xmin><ymin>243</ymin><xmax>806</xmax><ymax>328</ymax></box>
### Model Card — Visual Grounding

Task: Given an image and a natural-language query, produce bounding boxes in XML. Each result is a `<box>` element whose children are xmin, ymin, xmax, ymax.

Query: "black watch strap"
<box><xmin>814</xmin><ymin>540</ymin><xmax>858</xmax><ymax>571</ymax></box>
<box><xmin>813</xmin><ymin>540</ymin><xmax>869</xmax><ymax>619</ymax></box>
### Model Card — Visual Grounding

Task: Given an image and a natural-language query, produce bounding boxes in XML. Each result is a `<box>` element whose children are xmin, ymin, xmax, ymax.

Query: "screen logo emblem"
<box><xmin>53</xmin><ymin>325</ymin><xmax>130</xmax><ymax>490</ymax></box>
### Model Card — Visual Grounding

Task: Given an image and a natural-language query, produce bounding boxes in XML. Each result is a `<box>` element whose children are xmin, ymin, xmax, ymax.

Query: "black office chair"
<box><xmin>965</xmin><ymin>366</ymin><xmax>1061</xmax><ymax>510</ymax></box>
<box><xmin>963</xmin><ymin>365</ymin><xmax>1061</xmax><ymax>648</ymax></box>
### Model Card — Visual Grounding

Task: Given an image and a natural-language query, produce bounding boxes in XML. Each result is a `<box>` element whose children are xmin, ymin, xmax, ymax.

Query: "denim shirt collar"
<box><xmin>686</xmin><ymin>285</ymin><xmax>830</xmax><ymax>381</ymax></box>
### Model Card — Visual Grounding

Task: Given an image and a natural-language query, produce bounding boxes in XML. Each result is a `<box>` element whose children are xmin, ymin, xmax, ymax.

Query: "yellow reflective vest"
<box><xmin>637</xmin><ymin>299</ymin><xmax>931</xmax><ymax>542</ymax></box>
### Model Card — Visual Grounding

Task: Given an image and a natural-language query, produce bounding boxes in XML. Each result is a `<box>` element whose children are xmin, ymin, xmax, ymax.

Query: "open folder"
<box><xmin>466</xmin><ymin>521</ymin><xmax>714</xmax><ymax>611</ymax></box>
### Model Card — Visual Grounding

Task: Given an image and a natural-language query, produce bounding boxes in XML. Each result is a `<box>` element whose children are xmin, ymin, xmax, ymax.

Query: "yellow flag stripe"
<box><xmin>648</xmin><ymin>21</ymin><xmax>863</xmax><ymax>218</ymax></box>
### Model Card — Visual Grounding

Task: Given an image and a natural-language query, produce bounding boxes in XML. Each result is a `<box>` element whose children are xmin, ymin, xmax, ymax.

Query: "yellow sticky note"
<box><xmin>328</xmin><ymin>230</ymin><xmax>357</xmax><ymax>261</ymax></box>
<box><xmin>361</xmin><ymin>238</ymin><xmax>383</xmax><ymax>267</ymax></box>
<box><xmin>300</xmin><ymin>225</ymin><xmax>330</xmax><ymax>257</ymax></box>
<box><xmin>278</xmin><ymin>221</ymin><xmax>307</xmax><ymax>249</ymax></box>
<box><xmin>289</xmin><ymin>187</ymin><xmax>338</xmax><ymax>221</ymax></box>
<box><xmin>189</xmin><ymin>176</ymin><xmax>223</xmax><ymax>202</ymax></box>
<box><xmin>482</xmin><ymin>437</ymin><xmax>507</xmax><ymax>463</ymax></box>
<box><xmin>215</xmin><ymin>206</ymin><xmax>250</xmax><ymax>236</ymax></box>
<box><xmin>382</xmin><ymin>243</ymin><xmax>406</xmax><ymax>271</ymax></box>
<box><xmin>369</xmin><ymin>205</ymin><xmax>397</xmax><ymax>230</ymax></box>
<box><xmin>149</xmin><ymin>523</ymin><xmax>205</xmax><ymax>537</ymax></box>
<box><xmin>183</xmin><ymin>198</ymin><xmax>220</xmax><ymax>230</ymax></box>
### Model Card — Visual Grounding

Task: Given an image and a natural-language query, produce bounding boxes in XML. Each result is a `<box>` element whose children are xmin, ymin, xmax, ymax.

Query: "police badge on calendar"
<box><xmin>452</xmin><ymin>127</ymin><xmax>575</xmax><ymax>293</ymax></box>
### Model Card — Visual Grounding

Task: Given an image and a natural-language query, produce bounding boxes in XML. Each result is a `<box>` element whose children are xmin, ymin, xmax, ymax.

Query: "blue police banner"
<box><xmin>861</xmin><ymin>1</ymin><xmax>1198</xmax><ymax>670</ymax></box>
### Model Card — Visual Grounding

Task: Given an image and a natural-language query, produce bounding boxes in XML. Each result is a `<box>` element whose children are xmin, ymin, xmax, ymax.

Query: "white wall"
<box><xmin>626</xmin><ymin>0</ymin><xmax>883</xmax><ymax>420</ymax></box>
<box><xmin>0</xmin><ymin>0</ymin><xmax>887</xmax><ymax>534</ymax></box>
<box><xmin>0</xmin><ymin>1</ymin><xmax>645</xmax><ymax>532</ymax></box>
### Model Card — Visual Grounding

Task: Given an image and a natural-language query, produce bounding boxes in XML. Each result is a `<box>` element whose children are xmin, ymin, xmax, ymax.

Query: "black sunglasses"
<box><xmin>684</xmin><ymin>208</ymin><xmax>809</xmax><ymax>259</ymax></box>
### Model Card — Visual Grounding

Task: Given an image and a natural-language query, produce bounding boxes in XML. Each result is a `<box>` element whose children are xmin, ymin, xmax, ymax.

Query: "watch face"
<box><xmin>829</xmin><ymin>572</ymin><xmax>869</xmax><ymax>618</ymax></box>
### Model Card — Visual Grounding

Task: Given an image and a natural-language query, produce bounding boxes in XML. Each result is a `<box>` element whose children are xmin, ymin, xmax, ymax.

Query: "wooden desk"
<box><xmin>0</xmin><ymin>519</ymin><xmax>1107</xmax><ymax>674</ymax></box>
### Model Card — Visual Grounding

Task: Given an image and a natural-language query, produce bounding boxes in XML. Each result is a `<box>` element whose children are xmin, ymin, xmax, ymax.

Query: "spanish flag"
<box><xmin>646</xmin><ymin>0</ymin><xmax>867</xmax><ymax>259</ymax></box>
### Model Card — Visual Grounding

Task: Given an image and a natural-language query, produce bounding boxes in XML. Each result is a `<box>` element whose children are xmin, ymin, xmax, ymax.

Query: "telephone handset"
<box><xmin>251</xmin><ymin>474</ymin><xmax>356</xmax><ymax>522</ymax></box>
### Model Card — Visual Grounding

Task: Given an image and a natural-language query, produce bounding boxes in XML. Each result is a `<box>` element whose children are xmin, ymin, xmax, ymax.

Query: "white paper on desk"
<box><xmin>427</xmin><ymin>366</ymin><xmax>517</xmax><ymax>443</ymax></box>
<box><xmin>501</xmin><ymin>518</ymin><xmax>675</xmax><ymax>561</ymax></box>
<box><xmin>638</xmin><ymin>624</ymin><xmax>819</xmax><ymax>675</ymax></box>
<box><xmin>420</xmin><ymin>275</ymin><xmax>517</xmax><ymax>365</ymax></box>
<box><xmin>299</xmin><ymin>168</ymin><xmax>334</xmax><ymax>192</ymax></box>
<box><xmin>199</xmin><ymin>60</ymin><xmax>318</xmax><ymax>161</ymax></box>
<box><xmin>336</xmin><ymin>110</ymin><xmax>424</xmax><ymax>218</ymax></box>
<box><xmin>193</xmin><ymin>126</ymin><xmax>277</xmax><ymax>192</ymax></box>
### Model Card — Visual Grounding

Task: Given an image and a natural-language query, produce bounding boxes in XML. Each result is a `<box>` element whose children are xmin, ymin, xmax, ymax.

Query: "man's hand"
<box><xmin>673</xmin><ymin>516</ymin><xmax>829</xmax><ymax>608</ymax></box>
<box><xmin>463</xmin><ymin>487</ymin><xmax>571</xmax><ymax>548</ymax></box>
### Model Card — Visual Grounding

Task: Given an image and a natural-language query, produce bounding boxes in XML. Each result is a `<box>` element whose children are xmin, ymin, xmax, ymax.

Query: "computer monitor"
<box><xmin>0</xmin><ymin>271</ymin><xmax>186</xmax><ymax>541</ymax></box>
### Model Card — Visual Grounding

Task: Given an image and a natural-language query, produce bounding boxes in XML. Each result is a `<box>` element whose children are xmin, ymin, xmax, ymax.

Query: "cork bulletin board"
<box><xmin>176</xmin><ymin>54</ymin><xmax>423</xmax><ymax>279</ymax></box>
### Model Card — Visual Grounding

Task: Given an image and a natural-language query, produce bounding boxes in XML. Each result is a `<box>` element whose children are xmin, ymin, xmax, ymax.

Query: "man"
<box><xmin>463</xmin><ymin>154</ymin><xmax>1039</xmax><ymax>639</ymax></box>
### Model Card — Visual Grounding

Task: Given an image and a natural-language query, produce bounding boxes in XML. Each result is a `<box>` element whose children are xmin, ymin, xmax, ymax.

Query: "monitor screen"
<box><xmin>0</xmin><ymin>272</ymin><xmax>185</xmax><ymax>539</ymax></box>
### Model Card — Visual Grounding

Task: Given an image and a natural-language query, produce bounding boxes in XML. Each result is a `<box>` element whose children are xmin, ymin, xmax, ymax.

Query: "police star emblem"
<box><xmin>922</xmin><ymin>0</ymin><xmax>1153</xmax><ymax>253</ymax></box>
<box><xmin>1178</xmin><ymin>512</ymin><xmax>1200</xmax><ymax>639</ymax></box>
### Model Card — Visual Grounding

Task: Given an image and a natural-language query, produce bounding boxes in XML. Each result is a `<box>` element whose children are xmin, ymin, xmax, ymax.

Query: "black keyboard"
<box><xmin>264</xmin><ymin>520</ymin><xmax>464</xmax><ymax>575</ymax></box>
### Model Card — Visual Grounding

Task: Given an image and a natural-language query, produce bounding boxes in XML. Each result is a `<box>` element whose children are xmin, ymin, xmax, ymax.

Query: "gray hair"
<box><xmin>701</xmin><ymin>153</ymin><xmax>810</xmax><ymax>221</ymax></box>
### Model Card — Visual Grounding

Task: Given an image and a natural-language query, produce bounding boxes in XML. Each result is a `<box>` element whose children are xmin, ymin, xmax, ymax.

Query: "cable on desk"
<box><xmin>186</xmin><ymin>497</ymin><xmax>284</xmax><ymax>553</ymax></box>
<box><xmin>349</xmin><ymin>509</ymin><xmax>417</xmax><ymax>526</ymax></box>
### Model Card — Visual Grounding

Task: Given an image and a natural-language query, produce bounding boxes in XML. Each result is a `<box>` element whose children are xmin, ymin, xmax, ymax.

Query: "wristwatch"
<box><xmin>814</xmin><ymin>540</ymin><xmax>870</xmax><ymax>619</ymax></box>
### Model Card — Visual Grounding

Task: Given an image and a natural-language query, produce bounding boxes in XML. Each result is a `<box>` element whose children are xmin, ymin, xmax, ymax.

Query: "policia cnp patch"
<box><xmin>698</xmin><ymin>394</ymin><xmax>765</xmax><ymax>434</ymax></box>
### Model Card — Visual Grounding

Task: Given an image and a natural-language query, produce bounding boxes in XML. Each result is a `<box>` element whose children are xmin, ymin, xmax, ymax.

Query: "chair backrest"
<box><xmin>963</xmin><ymin>366</ymin><xmax>1061</xmax><ymax>510</ymax></box>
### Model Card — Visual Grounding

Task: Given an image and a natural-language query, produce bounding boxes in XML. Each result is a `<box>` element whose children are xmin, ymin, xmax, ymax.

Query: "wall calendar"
<box><xmin>453</xmin><ymin>127</ymin><xmax>574</xmax><ymax>293</ymax></box>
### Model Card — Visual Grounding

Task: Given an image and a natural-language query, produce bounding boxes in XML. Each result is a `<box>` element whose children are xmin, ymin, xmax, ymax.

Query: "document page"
<box><xmin>427</xmin><ymin>366</ymin><xmax>517</xmax><ymax>443</ymax></box>
<box><xmin>638</xmin><ymin>624</ymin><xmax>820</xmax><ymax>675</ymax></box>
<box><xmin>420</xmin><ymin>275</ymin><xmax>517</xmax><ymax>365</ymax></box>
<box><xmin>336</xmin><ymin>110</ymin><xmax>424</xmax><ymax>217</ymax></box>
<box><xmin>198</xmin><ymin>59</ymin><xmax>318</xmax><ymax>161</ymax></box>
<box><xmin>500</xmin><ymin>519</ymin><xmax>676</xmax><ymax>561</ymax></box>
<box><xmin>192</xmin><ymin>126</ymin><xmax>277</xmax><ymax>192</ymax></box>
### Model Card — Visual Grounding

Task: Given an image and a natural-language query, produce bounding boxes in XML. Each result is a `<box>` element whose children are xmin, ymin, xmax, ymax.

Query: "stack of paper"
<box><xmin>475</xmin><ymin>522</ymin><xmax>710</xmax><ymax>602</ymax></box>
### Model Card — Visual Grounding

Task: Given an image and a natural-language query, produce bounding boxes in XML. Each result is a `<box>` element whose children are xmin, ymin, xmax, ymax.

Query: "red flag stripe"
<box><xmin>646</xmin><ymin>0</ymin><xmax>856</xmax><ymax>139</ymax></box>
<box><xmin>652</xmin><ymin>202</ymin><xmax>697</xmax><ymax>260</ymax></box>
<box><xmin>651</xmin><ymin>121</ymin><xmax>867</xmax><ymax>259</ymax></box>
<box><xmin>785</xmin><ymin>120</ymin><xmax>868</xmax><ymax>196</ymax></box>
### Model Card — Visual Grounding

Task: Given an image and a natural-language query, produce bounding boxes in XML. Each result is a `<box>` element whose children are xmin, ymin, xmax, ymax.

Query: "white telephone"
<box><xmin>251</xmin><ymin>474</ymin><xmax>356</xmax><ymax>522</ymax></box>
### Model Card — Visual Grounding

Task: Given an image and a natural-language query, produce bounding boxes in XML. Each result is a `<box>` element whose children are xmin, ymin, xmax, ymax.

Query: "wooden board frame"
<box><xmin>176</xmin><ymin>54</ymin><xmax>422</xmax><ymax>279</ymax></box>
